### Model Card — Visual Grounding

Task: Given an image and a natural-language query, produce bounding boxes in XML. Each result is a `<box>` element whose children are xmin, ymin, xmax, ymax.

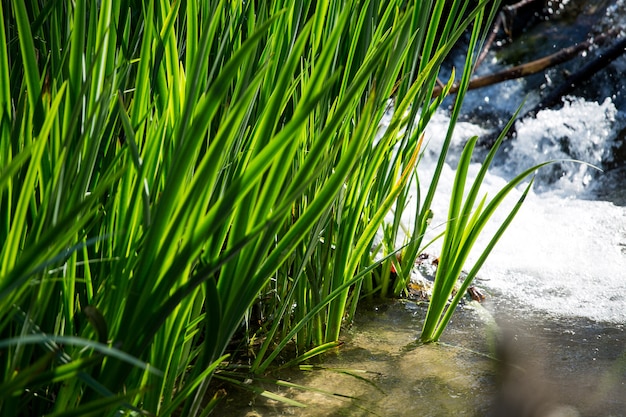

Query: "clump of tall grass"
<box><xmin>0</xmin><ymin>0</ymin><xmax>536</xmax><ymax>415</ymax></box>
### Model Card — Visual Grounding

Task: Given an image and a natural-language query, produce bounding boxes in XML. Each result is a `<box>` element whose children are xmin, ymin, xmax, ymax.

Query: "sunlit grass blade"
<box><xmin>213</xmin><ymin>374</ymin><xmax>308</xmax><ymax>408</ymax></box>
<box><xmin>43</xmin><ymin>388</ymin><xmax>147</xmax><ymax>417</ymax></box>
<box><xmin>11</xmin><ymin>0</ymin><xmax>44</xmax><ymax>129</ymax></box>
<box><xmin>158</xmin><ymin>354</ymin><xmax>230</xmax><ymax>417</ymax></box>
<box><xmin>432</xmin><ymin>180</ymin><xmax>535</xmax><ymax>341</ymax></box>
<box><xmin>0</xmin><ymin>335</ymin><xmax>163</xmax><ymax>376</ymax></box>
<box><xmin>278</xmin><ymin>341</ymin><xmax>342</xmax><ymax>370</ymax></box>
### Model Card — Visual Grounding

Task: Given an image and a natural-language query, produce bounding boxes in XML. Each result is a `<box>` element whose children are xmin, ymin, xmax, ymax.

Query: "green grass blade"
<box><xmin>0</xmin><ymin>335</ymin><xmax>163</xmax><ymax>376</ymax></box>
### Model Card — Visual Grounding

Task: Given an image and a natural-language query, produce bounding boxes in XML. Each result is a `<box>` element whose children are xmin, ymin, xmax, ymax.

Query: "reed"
<box><xmin>0</xmin><ymin>1</ymin><xmax>526</xmax><ymax>415</ymax></box>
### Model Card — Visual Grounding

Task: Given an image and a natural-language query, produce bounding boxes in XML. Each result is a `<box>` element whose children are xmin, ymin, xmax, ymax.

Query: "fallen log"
<box><xmin>432</xmin><ymin>29</ymin><xmax>621</xmax><ymax>99</ymax></box>
<box><xmin>527</xmin><ymin>35</ymin><xmax>626</xmax><ymax>116</ymax></box>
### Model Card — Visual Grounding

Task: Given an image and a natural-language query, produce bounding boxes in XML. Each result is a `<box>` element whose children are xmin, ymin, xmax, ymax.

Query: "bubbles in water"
<box><xmin>499</xmin><ymin>97</ymin><xmax>618</xmax><ymax>194</ymax></box>
<box><xmin>383</xmin><ymin>93</ymin><xmax>626</xmax><ymax>325</ymax></box>
<box><xmin>378</xmin><ymin>1</ymin><xmax>626</xmax><ymax>325</ymax></box>
<box><xmin>605</xmin><ymin>0</ymin><xmax>626</xmax><ymax>30</ymax></box>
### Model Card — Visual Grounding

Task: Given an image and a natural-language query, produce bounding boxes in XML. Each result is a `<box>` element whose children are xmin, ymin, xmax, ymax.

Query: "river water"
<box><xmin>416</xmin><ymin>0</ymin><xmax>626</xmax><ymax>326</ymax></box>
<box><xmin>217</xmin><ymin>2</ymin><xmax>626</xmax><ymax>415</ymax></box>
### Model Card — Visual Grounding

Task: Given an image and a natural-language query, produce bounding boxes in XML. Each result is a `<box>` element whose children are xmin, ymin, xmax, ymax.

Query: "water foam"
<box><xmin>404</xmin><ymin>97</ymin><xmax>626</xmax><ymax>324</ymax></box>
<box><xmin>498</xmin><ymin>97</ymin><xmax>618</xmax><ymax>194</ymax></box>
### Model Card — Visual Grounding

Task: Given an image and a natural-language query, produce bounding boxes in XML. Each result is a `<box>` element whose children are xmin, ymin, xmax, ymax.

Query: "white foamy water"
<box><xmin>394</xmin><ymin>95</ymin><xmax>626</xmax><ymax>324</ymax></box>
<box><xmin>477</xmin><ymin>193</ymin><xmax>626</xmax><ymax>323</ymax></box>
<box><xmin>376</xmin><ymin>0</ymin><xmax>626</xmax><ymax>323</ymax></box>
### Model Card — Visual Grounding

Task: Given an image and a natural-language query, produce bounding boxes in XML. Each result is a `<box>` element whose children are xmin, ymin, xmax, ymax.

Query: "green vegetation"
<box><xmin>0</xmin><ymin>0</ymin><xmax>555</xmax><ymax>415</ymax></box>
<box><xmin>418</xmin><ymin>111</ymin><xmax>549</xmax><ymax>343</ymax></box>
